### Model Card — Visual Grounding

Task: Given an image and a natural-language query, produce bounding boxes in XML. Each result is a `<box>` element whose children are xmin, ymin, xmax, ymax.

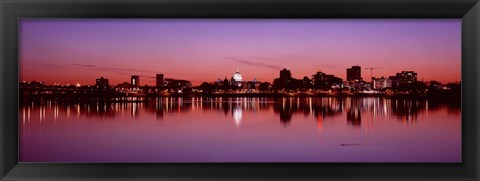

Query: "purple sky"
<box><xmin>20</xmin><ymin>19</ymin><xmax>461</xmax><ymax>86</ymax></box>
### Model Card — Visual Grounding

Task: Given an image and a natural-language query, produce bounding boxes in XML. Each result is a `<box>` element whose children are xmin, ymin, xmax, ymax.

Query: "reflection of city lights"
<box><xmin>317</xmin><ymin>115</ymin><xmax>322</xmax><ymax>132</ymax></box>
<box><xmin>426</xmin><ymin>100</ymin><xmax>429</xmax><ymax>116</ymax></box>
<box><xmin>66</xmin><ymin>105</ymin><xmax>70</xmax><ymax>118</ymax></box>
<box><xmin>18</xmin><ymin>96</ymin><xmax>451</xmax><ymax>135</ymax></box>
<box><xmin>22</xmin><ymin>108</ymin><xmax>26</xmax><ymax>124</ymax></box>
<box><xmin>54</xmin><ymin>105</ymin><xmax>59</xmax><ymax>120</ymax></box>
<box><xmin>77</xmin><ymin>104</ymin><xmax>81</xmax><ymax>117</ymax></box>
<box><xmin>132</xmin><ymin>102</ymin><xmax>137</xmax><ymax>117</ymax></box>
<box><xmin>27</xmin><ymin>107</ymin><xmax>31</xmax><ymax>123</ymax></box>
<box><xmin>233</xmin><ymin>106</ymin><xmax>242</xmax><ymax>128</ymax></box>
<box><xmin>308</xmin><ymin>97</ymin><xmax>313</xmax><ymax>115</ymax></box>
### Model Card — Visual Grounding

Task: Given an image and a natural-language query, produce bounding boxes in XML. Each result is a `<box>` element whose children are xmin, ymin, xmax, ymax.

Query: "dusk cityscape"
<box><xmin>19</xmin><ymin>19</ymin><xmax>461</xmax><ymax>163</ymax></box>
<box><xmin>20</xmin><ymin>65</ymin><xmax>461</xmax><ymax>99</ymax></box>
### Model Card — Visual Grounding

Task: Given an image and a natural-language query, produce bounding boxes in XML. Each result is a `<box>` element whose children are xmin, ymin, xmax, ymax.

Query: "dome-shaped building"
<box><xmin>233</xmin><ymin>68</ymin><xmax>243</xmax><ymax>87</ymax></box>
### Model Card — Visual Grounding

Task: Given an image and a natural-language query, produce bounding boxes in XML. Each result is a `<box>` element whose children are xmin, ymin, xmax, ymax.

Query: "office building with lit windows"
<box><xmin>131</xmin><ymin>75</ymin><xmax>140</xmax><ymax>87</ymax></box>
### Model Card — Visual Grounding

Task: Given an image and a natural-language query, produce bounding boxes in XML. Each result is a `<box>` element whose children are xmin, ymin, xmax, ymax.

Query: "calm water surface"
<box><xmin>20</xmin><ymin>97</ymin><xmax>461</xmax><ymax>162</ymax></box>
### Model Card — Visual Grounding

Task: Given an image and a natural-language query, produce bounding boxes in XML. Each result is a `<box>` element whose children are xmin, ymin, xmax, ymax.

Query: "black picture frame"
<box><xmin>1</xmin><ymin>0</ymin><xmax>479</xmax><ymax>180</ymax></box>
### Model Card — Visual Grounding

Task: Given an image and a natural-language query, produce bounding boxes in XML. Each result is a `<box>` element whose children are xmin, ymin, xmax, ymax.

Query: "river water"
<box><xmin>19</xmin><ymin>97</ymin><xmax>461</xmax><ymax>162</ymax></box>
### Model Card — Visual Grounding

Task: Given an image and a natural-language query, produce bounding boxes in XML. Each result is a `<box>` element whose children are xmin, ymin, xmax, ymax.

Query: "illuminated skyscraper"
<box><xmin>131</xmin><ymin>75</ymin><xmax>140</xmax><ymax>87</ymax></box>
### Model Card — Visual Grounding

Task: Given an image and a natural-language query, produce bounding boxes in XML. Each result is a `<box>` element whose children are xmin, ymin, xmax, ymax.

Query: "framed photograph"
<box><xmin>1</xmin><ymin>0</ymin><xmax>479</xmax><ymax>180</ymax></box>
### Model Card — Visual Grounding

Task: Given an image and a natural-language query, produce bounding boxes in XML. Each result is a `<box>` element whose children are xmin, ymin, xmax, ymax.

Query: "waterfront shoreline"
<box><xmin>19</xmin><ymin>92</ymin><xmax>460</xmax><ymax>103</ymax></box>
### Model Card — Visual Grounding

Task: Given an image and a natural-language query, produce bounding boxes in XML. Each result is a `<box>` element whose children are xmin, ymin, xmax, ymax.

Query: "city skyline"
<box><xmin>20</xmin><ymin>19</ymin><xmax>461</xmax><ymax>86</ymax></box>
<box><xmin>19</xmin><ymin>66</ymin><xmax>458</xmax><ymax>87</ymax></box>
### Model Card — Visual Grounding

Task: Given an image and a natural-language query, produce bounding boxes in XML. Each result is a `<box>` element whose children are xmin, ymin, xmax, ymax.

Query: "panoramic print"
<box><xmin>19</xmin><ymin>19</ymin><xmax>461</xmax><ymax>162</ymax></box>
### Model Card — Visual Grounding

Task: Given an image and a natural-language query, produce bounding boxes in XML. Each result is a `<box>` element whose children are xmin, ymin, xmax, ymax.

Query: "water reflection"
<box><xmin>19</xmin><ymin>96</ymin><xmax>461</xmax><ymax>162</ymax></box>
<box><xmin>233</xmin><ymin>106</ymin><xmax>242</xmax><ymax>127</ymax></box>
<box><xmin>20</xmin><ymin>97</ymin><xmax>460</xmax><ymax>128</ymax></box>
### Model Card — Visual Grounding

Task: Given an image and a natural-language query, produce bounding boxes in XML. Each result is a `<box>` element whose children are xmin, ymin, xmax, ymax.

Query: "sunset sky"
<box><xmin>20</xmin><ymin>19</ymin><xmax>461</xmax><ymax>86</ymax></box>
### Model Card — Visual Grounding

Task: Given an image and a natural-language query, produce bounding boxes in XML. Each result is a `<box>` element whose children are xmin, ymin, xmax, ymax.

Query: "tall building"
<box><xmin>223</xmin><ymin>77</ymin><xmax>229</xmax><ymax>87</ymax></box>
<box><xmin>273</xmin><ymin>68</ymin><xmax>302</xmax><ymax>90</ymax></box>
<box><xmin>280</xmin><ymin>68</ymin><xmax>292</xmax><ymax>79</ymax></box>
<box><xmin>131</xmin><ymin>75</ymin><xmax>140</xmax><ymax>87</ymax></box>
<box><xmin>96</xmin><ymin>77</ymin><xmax>109</xmax><ymax>89</ymax></box>
<box><xmin>347</xmin><ymin>65</ymin><xmax>362</xmax><ymax>82</ymax></box>
<box><xmin>156</xmin><ymin>74</ymin><xmax>164</xmax><ymax>87</ymax></box>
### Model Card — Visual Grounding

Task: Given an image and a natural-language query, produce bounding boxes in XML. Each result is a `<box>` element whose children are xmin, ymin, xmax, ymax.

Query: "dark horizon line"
<box><xmin>19</xmin><ymin>79</ymin><xmax>462</xmax><ymax>87</ymax></box>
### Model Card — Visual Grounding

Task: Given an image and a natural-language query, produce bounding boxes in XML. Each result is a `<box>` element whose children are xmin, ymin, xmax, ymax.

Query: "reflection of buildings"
<box><xmin>391</xmin><ymin>99</ymin><xmax>421</xmax><ymax>124</ymax></box>
<box><xmin>274</xmin><ymin>97</ymin><xmax>344</xmax><ymax>125</ymax></box>
<box><xmin>233</xmin><ymin>106</ymin><xmax>242</xmax><ymax>127</ymax></box>
<box><xmin>276</xmin><ymin>98</ymin><xmax>293</xmax><ymax>124</ymax></box>
<box><xmin>20</xmin><ymin>97</ymin><xmax>460</xmax><ymax>128</ymax></box>
<box><xmin>347</xmin><ymin>99</ymin><xmax>362</xmax><ymax>127</ymax></box>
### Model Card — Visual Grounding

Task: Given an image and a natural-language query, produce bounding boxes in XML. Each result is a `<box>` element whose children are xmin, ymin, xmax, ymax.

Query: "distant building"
<box><xmin>223</xmin><ymin>77</ymin><xmax>229</xmax><ymax>87</ymax></box>
<box><xmin>251</xmin><ymin>78</ymin><xmax>261</xmax><ymax>89</ymax></box>
<box><xmin>384</xmin><ymin>71</ymin><xmax>421</xmax><ymax>90</ymax></box>
<box><xmin>387</xmin><ymin>71</ymin><xmax>418</xmax><ymax>88</ymax></box>
<box><xmin>388</xmin><ymin>75</ymin><xmax>398</xmax><ymax>87</ymax></box>
<box><xmin>396</xmin><ymin>71</ymin><xmax>417</xmax><ymax>86</ymax></box>
<box><xmin>156</xmin><ymin>74</ymin><xmax>164</xmax><ymax>87</ymax></box>
<box><xmin>116</xmin><ymin>82</ymin><xmax>135</xmax><ymax>89</ymax></box>
<box><xmin>23</xmin><ymin>81</ymin><xmax>47</xmax><ymax>88</ymax></box>
<box><xmin>274</xmin><ymin>68</ymin><xmax>291</xmax><ymax>89</ymax></box>
<box><xmin>280</xmin><ymin>68</ymin><xmax>292</xmax><ymax>79</ymax></box>
<box><xmin>302</xmin><ymin>76</ymin><xmax>311</xmax><ymax>87</ymax></box>
<box><xmin>428</xmin><ymin>81</ymin><xmax>443</xmax><ymax>90</ymax></box>
<box><xmin>312</xmin><ymin>71</ymin><xmax>343</xmax><ymax>89</ymax></box>
<box><xmin>229</xmin><ymin>77</ymin><xmax>236</xmax><ymax>87</ymax></box>
<box><xmin>214</xmin><ymin>78</ymin><xmax>223</xmax><ymax>87</ymax></box>
<box><xmin>346</xmin><ymin>80</ymin><xmax>370</xmax><ymax>91</ymax></box>
<box><xmin>131</xmin><ymin>75</ymin><xmax>140</xmax><ymax>87</ymax></box>
<box><xmin>233</xmin><ymin>68</ymin><xmax>243</xmax><ymax>87</ymax></box>
<box><xmin>242</xmin><ymin>78</ymin><xmax>261</xmax><ymax>92</ymax></box>
<box><xmin>164</xmin><ymin>79</ymin><xmax>192</xmax><ymax>92</ymax></box>
<box><xmin>372</xmin><ymin>77</ymin><xmax>393</xmax><ymax>89</ymax></box>
<box><xmin>273</xmin><ymin>68</ymin><xmax>302</xmax><ymax>90</ymax></box>
<box><xmin>347</xmin><ymin>65</ymin><xmax>362</xmax><ymax>82</ymax></box>
<box><xmin>96</xmin><ymin>77</ymin><xmax>109</xmax><ymax>89</ymax></box>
